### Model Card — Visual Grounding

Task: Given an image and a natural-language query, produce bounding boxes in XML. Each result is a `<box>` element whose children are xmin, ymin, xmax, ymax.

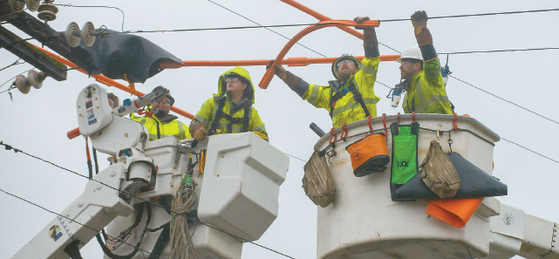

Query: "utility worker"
<box><xmin>267</xmin><ymin>17</ymin><xmax>381</xmax><ymax>128</ymax></box>
<box><xmin>131</xmin><ymin>86</ymin><xmax>191</xmax><ymax>140</ymax></box>
<box><xmin>189</xmin><ymin>67</ymin><xmax>268</xmax><ymax>141</ymax></box>
<box><xmin>397</xmin><ymin>11</ymin><xmax>453</xmax><ymax>114</ymax></box>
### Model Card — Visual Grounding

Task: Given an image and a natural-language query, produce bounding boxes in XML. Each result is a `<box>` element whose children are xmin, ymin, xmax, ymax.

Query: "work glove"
<box><xmin>190</xmin><ymin>122</ymin><xmax>208</xmax><ymax>141</ymax></box>
<box><xmin>354</xmin><ymin>16</ymin><xmax>378</xmax><ymax>47</ymax></box>
<box><xmin>266</xmin><ymin>60</ymin><xmax>287</xmax><ymax>80</ymax></box>
<box><xmin>267</xmin><ymin>60</ymin><xmax>303</xmax><ymax>91</ymax></box>
<box><xmin>353</xmin><ymin>16</ymin><xmax>371</xmax><ymax>30</ymax></box>
<box><xmin>411</xmin><ymin>10</ymin><xmax>428</xmax><ymax>35</ymax></box>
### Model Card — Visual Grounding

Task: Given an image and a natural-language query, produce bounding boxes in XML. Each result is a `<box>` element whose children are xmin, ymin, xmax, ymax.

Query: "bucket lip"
<box><xmin>314</xmin><ymin>114</ymin><xmax>500</xmax><ymax>152</ymax></box>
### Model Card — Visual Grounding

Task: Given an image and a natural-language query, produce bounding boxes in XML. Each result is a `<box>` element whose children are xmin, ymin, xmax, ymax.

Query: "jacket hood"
<box><xmin>216</xmin><ymin>67</ymin><xmax>255</xmax><ymax>104</ymax></box>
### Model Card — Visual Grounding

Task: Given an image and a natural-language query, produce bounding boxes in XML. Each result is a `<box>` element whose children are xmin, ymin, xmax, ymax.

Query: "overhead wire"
<box><xmin>0</xmin><ymin>141</ymin><xmax>297</xmax><ymax>259</ymax></box>
<box><xmin>0</xmin><ymin>187</ymin><xmax>155</xmax><ymax>257</ymax></box>
<box><xmin>449</xmin><ymin>74</ymin><xmax>559</xmax><ymax>125</ymax></box>
<box><xmin>379</xmin><ymin>7</ymin><xmax>559</xmax><ymax>22</ymax></box>
<box><xmin>439</xmin><ymin>47</ymin><xmax>559</xmax><ymax>55</ymax></box>
<box><xmin>54</xmin><ymin>3</ymin><xmax>125</xmax><ymax>32</ymax></box>
<box><xmin>205</xmin><ymin>0</ymin><xmax>326</xmax><ymax>58</ymax></box>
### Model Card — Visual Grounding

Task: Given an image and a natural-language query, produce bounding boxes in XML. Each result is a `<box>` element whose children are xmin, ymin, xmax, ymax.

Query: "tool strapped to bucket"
<box><xmin>327</xmin><ymin>80</ymin><xmax>371</xmax><ymax>118</ymax></box>
<box><xmin>170</xmin><ymin>154</ymin><xmax>199</xmax><ymax>259</ymax></box>
<box><xmin>303</xmin><ymin>150</ymin><xmax>336</xmax><ymax>207</ymax></box>
<box><xmin>390</xmin><ymin>121</ymin><xmax>419</xmax><ymax>200</ymax></box>
<box><xmin>420</xmin><ymin>139</ymin><xmax>461</xmax><ymax>199</ymax></box>
<box><xmin>345</xmin><ymin>117</ymin><xmax>389</xmax><ymax>177</ymax></box>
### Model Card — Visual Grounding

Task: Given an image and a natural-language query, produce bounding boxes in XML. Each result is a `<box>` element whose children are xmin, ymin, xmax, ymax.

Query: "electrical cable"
<box><xmin>449</xmin><ymin>74</ymin><xmax>559</xmax><ymax>125</ymax></box>
<box><xmin>0</xmin><ymin>58</ymin><xmax>25</xmax><ymax>73</ymax></box>
<box><xmin>284</xmin><ymin>152</ymin><xmax>307</xmax><ymax>163</ymax></box>
<box><xmin>0</xmin><ymin>141</ymin><xmax>297</xmax><ymax>259</ymax></box>
<box><xmin>379</xmin><ymin>7</ymin><xmax>559</xmax><ymax>22</ymax></box>
<box><xmin>0</xmin><ymin>187</ymin><xmax>154</xmax><ymax>257</ymax></box>
<box><xmin>205</xmin><ymin>0</ymin><xmax>326</xmax><ymax>58</ymax></box>
<box><xmin>55</xmin><ymin>3</ymin><xmax>125</xmax><ymax>31</ymax></box>
<box><xmin>500</xmin><ymin>137</ymin><xmax>559</xmax><ymax>164</ymax></box>
<box><xmin>439</xmin><ymin>47</ymin><xmax>559</xmax><ymax>55</ymax></box>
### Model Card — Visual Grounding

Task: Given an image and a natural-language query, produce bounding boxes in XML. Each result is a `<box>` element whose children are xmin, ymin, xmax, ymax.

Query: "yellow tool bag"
<box><xmin>345</xmin><ymin>133</ymin><xmax>389</xmax><ymax>177</ymax></box>
<box><xmin>420</xmin><ymin>140</ymin><xmax>461</xmax><ymax>199</ymax></box>
<box><xmin>303</xmin><ymin>150</ymin><xmax>336</xmax><ymax>207</ymax></box>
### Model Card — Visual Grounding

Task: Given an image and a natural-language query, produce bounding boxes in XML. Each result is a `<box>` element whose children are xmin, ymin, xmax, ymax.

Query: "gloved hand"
<box><xmin>267</xmin><ymin>60</ymin><xmax>287</xmax><ymax>80</ymax></box>
<box><xmin>190</xmin><ymin>122</ymin><xmax>208</xmax><ymax>141</ymax></box>
<box><xmin>354</xmin><ymin>16</ymin><xmax>377</xmax><ymax>47</ymax></box>
<box><xmin>252</xmin><ymin>131</ymin><xmax>269</xmax><ymax>141</ymax></box>
<box><xmin>411</xmin><ymin>10</ymin><xmax>428</xmax><ymax>35</ymax></box>
<box><xmin>353</xmin><ymin>16</ymin><xmax>372</xmax><ymax>31</ymax></box>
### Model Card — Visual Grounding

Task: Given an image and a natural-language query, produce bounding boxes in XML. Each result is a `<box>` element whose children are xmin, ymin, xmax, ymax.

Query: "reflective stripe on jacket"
<box><xmin>403</xmin><ymin>57</ymin><xmax>452</xmax><ymax>114</ymax></box>
<box><xmin>130</xmin><ymin>114</ymin><xmax>191</xmax><ymax>140</ymax></box>
<box><xmin>303</xmin><ymin>57</ymin><xmax>381</xmax><ymax>128</ymax></box>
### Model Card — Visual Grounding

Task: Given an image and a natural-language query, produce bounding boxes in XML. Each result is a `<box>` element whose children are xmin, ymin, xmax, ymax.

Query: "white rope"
<box><xmin>170</xmin><ymin>178</ymin><xmax>199</xmax><ymax>259</ymax></box>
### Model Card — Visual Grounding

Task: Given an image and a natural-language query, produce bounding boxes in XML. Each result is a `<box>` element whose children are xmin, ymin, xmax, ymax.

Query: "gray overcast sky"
<box><xmin>1</xmin><ymin>1</ymin><xmax>558</xmax><ymax>258</ymax></box>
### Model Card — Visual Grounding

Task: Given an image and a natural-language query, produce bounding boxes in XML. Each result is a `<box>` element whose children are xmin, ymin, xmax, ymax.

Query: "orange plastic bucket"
<box><xmin>346</xmin><ymin>133</ymin><xmax>389</xmax><ymax>177</ymax></box>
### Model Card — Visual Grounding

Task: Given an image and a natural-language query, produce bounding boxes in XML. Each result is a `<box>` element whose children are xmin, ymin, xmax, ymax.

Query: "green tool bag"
<box><xmin>390</xmin><ymin>122</ymin><xmax>419</xmax><ymax>201</ymax></box>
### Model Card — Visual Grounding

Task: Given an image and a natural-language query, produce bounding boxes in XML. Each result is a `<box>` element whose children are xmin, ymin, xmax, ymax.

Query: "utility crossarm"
<box><xmin>0</xmin><ymin>2</ymin><xmax>93</xmax><ymax>79</ymax></box>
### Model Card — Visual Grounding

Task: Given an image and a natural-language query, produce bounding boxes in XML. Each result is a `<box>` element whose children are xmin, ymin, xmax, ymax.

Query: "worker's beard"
<box><xmin>153</xmin><ymin>108</ymin><xmax>169</xmax><ymax>120</ymax></box>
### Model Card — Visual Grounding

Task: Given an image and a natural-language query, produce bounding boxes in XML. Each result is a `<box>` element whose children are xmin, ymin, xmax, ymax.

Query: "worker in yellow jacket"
<box><xmin>397</xmin><ymin>11</ymin><xmax>453</xmax><ymax>114</ymax></box>
<box><xmin>190</xmin><ymin>67</ymin><xmax>268</xmax><ymax>141</ymax></box>
<box><xmin>131</xmin><ymin>86</ymin><xmax>191</xmax><ymax>140</ymax></box>
<box><xmin>267</xmin><ymin>17</ymin><xmax>381</xmax><ymax>128</ymax></box>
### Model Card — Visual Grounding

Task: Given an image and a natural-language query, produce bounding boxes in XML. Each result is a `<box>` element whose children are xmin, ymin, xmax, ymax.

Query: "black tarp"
<box><xmin>86</xmin><ymin>29</ymin><xmax>183</xmax><ymax>83</ymax></box>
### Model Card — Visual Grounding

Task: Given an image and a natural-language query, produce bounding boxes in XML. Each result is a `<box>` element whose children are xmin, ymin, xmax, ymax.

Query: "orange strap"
<box><xmin>452</xmin><ymin>113</ymin><xmax>458</xmax><ymax>131</ymax></box>
<box><xmin>329</xmin><ymin>127</ymin><xmax>337</xmax><ymax>145</ymax></box>
<box><xmin>341</xmin><ymin>123</ymin><xmax>348</xmax><ymax>140</ymax></box>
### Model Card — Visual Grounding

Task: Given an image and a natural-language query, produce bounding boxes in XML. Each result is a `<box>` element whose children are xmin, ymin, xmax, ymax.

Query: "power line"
<box><xmin>500</xmin><ymin>137</ymin><xmax>559</xmax><ymax>164</ymax></box>
<box><xmin>449</xmin><ymin>74</ymin><xmax>559</xmax><ymax>125</ymax></box>
<box><xmin>205</xmin><ymin>0</ymin><xmax>325</xmax><ymax>58</ymax></box>
<box><xmin>284</xmin><ymin>152</ymin><xmax>307</xmax><ymax>163</ymax></box>
<box><xmin>0</xmin><ymin>141</ymin><xmax>297</xmax><ymax>259</ymax></box>
<box><xmin>380</xmin><ymin>8</ymin><xmax>559</xmax><ymax>22</ymax></box>
<box><xmin>440</xmin><ymin>47</ymin><xmax>559</xmax><ymax>55</ymax></box>
<box><xmin>0</xmin><ymin>187</ymin><xmax>154</xmax><ymax>257</ymax></box>
<box><xmin>55</xmin><ymin>3</ymin><xmax>125</xmax><ymax>31</ymax></box>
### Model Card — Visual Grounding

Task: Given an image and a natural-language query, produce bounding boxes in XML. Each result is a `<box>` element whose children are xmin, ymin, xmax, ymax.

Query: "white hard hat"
<box><xmin>396</xmin><ymin>46</ymin><xmax>422</xmax><ymax>63</ymax></box>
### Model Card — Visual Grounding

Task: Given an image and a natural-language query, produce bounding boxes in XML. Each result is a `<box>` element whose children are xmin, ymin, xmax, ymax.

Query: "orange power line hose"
<box><xmin>280</xmin><ymin>0</ymin><xmax>365</xmax><ymax>40</ymax></box>
<box><xmin>259</xmin><ymin>19</ymin><xmax>380</xmax><ymax>89</ymax></box>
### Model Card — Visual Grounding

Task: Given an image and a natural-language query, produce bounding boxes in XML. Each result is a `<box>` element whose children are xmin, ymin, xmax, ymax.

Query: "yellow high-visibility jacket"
<box><xmin>302</xmin><ymin>57</ymin><xmax>381</xmax><ymax>128</ymax></box>
<box><xmin>403</xmin><ymin>57</ymin><xmax>452</xmax><ymax>114</ymax></box>
<box><xmin>191</xmin><ymin>67</ymin><xmax>268</xmax><ymax>139</ymax></box>
<box><xmin>131</xmin><ymin>113</ymin><xmax>191</xmax><ymax>140</ymax></box>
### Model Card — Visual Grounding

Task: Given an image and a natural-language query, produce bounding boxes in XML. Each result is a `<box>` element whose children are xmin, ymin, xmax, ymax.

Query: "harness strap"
<box><xmin>328</xmin><ymin>80</ymin><xmax>371</xmax><ymax>118</ymax></box>
<box><xmin>209</xmin><ymin>98</ymin><xmax>226</xmax><ymax>134</ymax></box>
<box><xmin>347</xmin><ymin>81</ymin><xmax>371</xmax><ymax>117</ymax></box>
<box><xmin>211</xmin><ymin>98</ymin><xmax>251</xmax><ymax>134</ymax></box>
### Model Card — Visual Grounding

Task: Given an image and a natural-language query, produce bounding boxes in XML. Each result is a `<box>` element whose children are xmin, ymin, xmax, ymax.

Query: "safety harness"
<box><xmin>328</xmin><ymin>79</ymin><xmax>371</xmax><ymax>118</ymax></box>
<box><xmin>209</xmin><ymin>97</ymin><xmax>251</xmax><ymax>134</ymax></box>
